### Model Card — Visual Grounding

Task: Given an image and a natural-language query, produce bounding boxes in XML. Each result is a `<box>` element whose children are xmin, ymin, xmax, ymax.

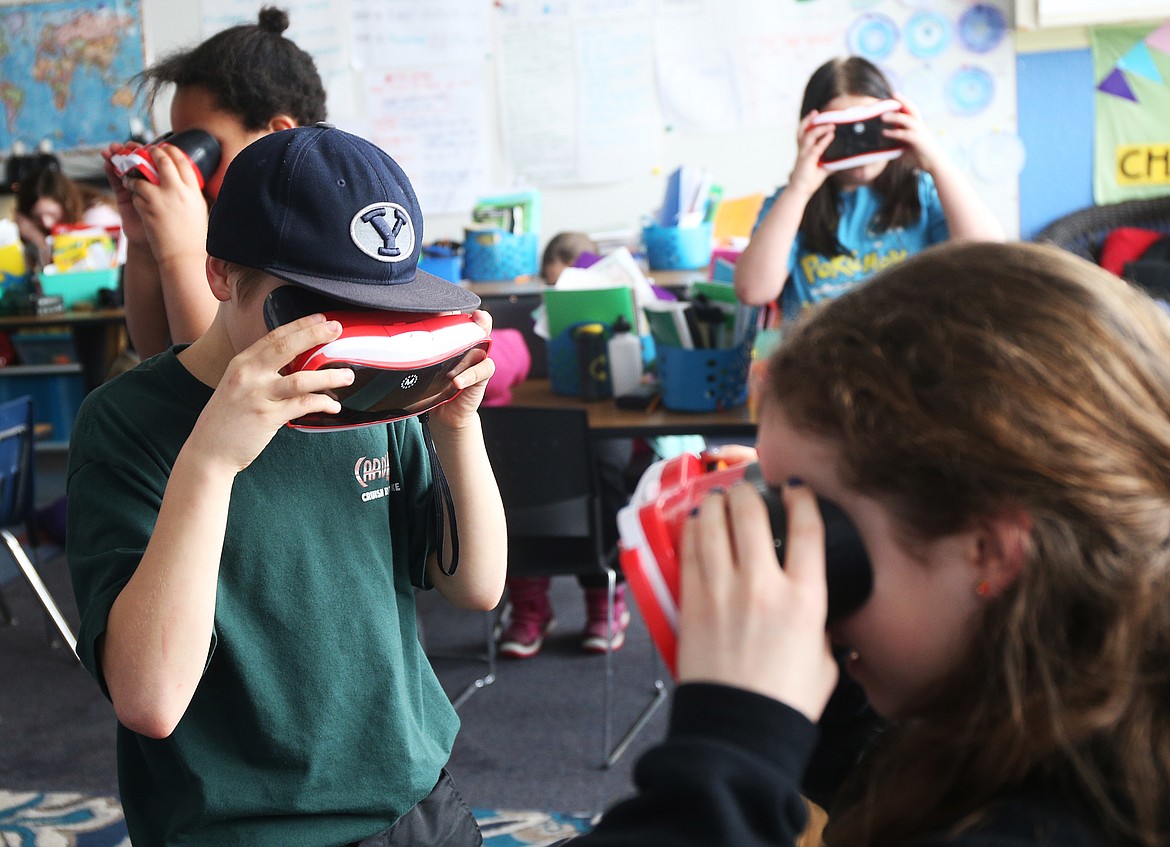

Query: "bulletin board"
<box><xmin>91</xmin><ymin>0</ymin><xmax>1021</xmax><ymax>242</ymax></box>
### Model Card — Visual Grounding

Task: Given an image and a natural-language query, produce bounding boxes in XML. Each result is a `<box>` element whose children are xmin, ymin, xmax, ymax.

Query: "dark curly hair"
<box><xmin>140</xmin><ymin>6</ymin><xmax>326</xmax><ymax>130</ymax></box>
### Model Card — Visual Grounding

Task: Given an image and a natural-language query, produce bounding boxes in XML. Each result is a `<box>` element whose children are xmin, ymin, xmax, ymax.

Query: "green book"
<box><xmin>543</xmin><ymin>286</ymin><xmax>637</xmax><ymax>340</ymax></box>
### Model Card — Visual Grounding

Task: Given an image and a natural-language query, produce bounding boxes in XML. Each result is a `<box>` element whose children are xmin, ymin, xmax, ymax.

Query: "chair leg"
<box><xmin>604</xmin><ymin>639</ymin><xmax>669</xmax><ymax>769</ymax></box>
<box><xmin>2</xmin><ymin>528</ymin><xmax>78</xmax><ymax>661</ymax></box>
<box><xmin>0</xmin><ymin>588</ymin><xmax>13</xmax><ymax>626</ymax></box>
<box><xmin>602</xmin><ymin>566</ymin><xmax>669</xmax><ymax>769</ymax></box>
<box><xmin>450</xmin><ymin>609</ymin><xmax>497</xmax><ymax>710</ymax></box>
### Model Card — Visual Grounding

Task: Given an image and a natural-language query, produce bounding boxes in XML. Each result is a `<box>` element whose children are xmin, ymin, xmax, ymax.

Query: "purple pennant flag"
<box><xmin>1098</xmin><ymin>67</ymin><xmax>1138</xmax><ymax>102</ymax></box>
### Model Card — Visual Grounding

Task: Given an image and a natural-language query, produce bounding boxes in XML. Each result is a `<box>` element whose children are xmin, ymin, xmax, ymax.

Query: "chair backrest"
<box><xmin>480</xmin><ymin>405</ymin><xmax>598</xmax><ymax>540</ymax></box>
<box><xmin>479</xmin><ymin>290</ymin><xmax>548</xmax><ymax>378</ymax></box>
<box><xmin>0</xmin><ymin>395</ymin><xmax>35</xmax><ymax>528</ymax></box>
<box><xmin>1034</xmin><ymin>195</ymin><xmax>1170</xmax><ymax>262</ymax></box>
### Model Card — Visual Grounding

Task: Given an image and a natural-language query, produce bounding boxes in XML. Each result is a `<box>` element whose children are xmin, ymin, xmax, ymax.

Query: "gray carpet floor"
<box><xmin>0</xmin><ymin>450</ymin><xmax>673</xmax><ymax>820</ymax></box>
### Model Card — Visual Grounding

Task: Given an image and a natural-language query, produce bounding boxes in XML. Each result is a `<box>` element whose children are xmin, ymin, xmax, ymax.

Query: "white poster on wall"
<box><xmin>362</xmin><ymin>65</ymin><xmax>491</xmax><ymax>218</ymax></box>
<box><xmin>495</xmin><ymin>1</ymin><xmax>660</xmax><ymax>186</ymax></box>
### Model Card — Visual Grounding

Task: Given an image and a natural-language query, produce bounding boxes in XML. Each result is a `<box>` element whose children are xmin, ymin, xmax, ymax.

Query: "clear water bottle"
<box><xmin>606</xmin><ymin>314</ymin><xmax>643</xmax><ymax>398</ymax></box>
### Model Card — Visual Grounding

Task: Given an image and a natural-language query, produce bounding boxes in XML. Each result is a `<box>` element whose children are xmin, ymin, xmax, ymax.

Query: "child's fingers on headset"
<box><xmin>779</xmin><ymin>481</ymin><xmax>828</xmax><ymax>610</ymax></box>
<box><xmin>469</xmin><ymin>308</ymin><xmax>493</xmax><ymax>335</ymax></box>
<box><xmin>151</xmin><ymin>143</ymin><xmax>204</xmax><ymax>189</ymax></box>
<box><xmin>259</xmin><ymin>313</ymin><xmax>343</xmax><ymax>367</ymax></box>
<box><xmin>277</xmin><ymin>365</ymin><xmax>354</xmax><ymax>402</ymax></box>
<box><xmin>450</xmin><ymin>351</ymin><xmax>495</xmax><ymax>390</ymax></box>
<box><xmin>724</xmin><ymin>482</ymin><xmax>781</xmax><ymax>579</ymax></box>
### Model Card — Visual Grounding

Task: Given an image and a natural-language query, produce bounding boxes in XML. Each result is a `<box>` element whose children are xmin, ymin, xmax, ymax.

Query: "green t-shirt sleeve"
<box><xmin>65</xmin><ymin>396</ymin><xmax>216</xmax><ymax>696</ymax></box>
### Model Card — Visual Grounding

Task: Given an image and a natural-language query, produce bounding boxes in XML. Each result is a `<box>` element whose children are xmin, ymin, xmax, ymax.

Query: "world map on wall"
<box><xmin>0</xmin><ymin>0</ymin><xmax>146</xmax><ymax>152</ymax></box>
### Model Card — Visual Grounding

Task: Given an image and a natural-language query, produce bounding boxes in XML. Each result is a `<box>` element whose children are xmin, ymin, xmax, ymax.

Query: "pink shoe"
<box><xmin>498</xmin><ymin>577</ymin><xmax>554</xmax><ymax>659</ymax></box>
<box><xmin>582</xmin><ymin>585</ymin><xmax>631</xmax><ymax>654</ymax></box>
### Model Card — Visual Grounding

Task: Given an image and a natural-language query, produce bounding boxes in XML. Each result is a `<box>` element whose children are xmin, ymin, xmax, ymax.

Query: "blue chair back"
<box><xmin>0</xmin><ymin>395</ymin><xmax>35</xmax><ymax>529</ymax></box>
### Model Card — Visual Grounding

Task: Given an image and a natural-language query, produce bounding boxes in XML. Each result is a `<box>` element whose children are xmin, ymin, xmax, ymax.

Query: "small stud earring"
<box><xmin>976</xmin><ymin>579</ymin><xmax>991</xmax><ymax>597</ymax></box>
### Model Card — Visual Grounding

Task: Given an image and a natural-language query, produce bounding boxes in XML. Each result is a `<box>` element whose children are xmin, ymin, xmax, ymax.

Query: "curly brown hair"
<box><xmin>766</xmin><ymin>241</ymin><xmax>1170</xmax><ymax>846</ymax></box>
<box><xmin>139</xmin><ymin>6</ymin><xmax>326</xmax><ymax>131</ymax></box>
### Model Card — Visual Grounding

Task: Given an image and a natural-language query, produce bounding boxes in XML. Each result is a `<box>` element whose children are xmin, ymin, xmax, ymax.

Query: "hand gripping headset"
<box><xmin>263</xmin><ymin>285</ymin><xmax>491</xmax><ymax>431</ymax></box>
<box><xmin>617</xmin><ymin>453</ymin><xmax>872</xmax><ymax>677</ymax></box>
<box><xmin>110</xmin><ymin>128</ymin><xmax>222</xmax><ymax>190</ymax></box>
<box><xmin>813</xmin><ymin>98</ymin><xmax>905</xmax><ymax>172</ymax></box>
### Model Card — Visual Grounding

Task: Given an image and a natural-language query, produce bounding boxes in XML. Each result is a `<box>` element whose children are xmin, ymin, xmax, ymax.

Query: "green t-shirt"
<box><xmin>66</xmin><ymin>349</ymin><xmax>459</xmax><ymax>847</ymax></box>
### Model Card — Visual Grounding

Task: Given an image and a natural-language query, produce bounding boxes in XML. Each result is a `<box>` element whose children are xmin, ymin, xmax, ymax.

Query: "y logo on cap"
<box><xmin>351</xmin><ymin>202</ymin><xmax>415</xmax><ymax>263</ymax></box>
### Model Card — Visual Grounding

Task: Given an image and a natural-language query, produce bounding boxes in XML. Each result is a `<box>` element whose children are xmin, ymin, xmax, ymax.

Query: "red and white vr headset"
<box><xmin>263</xmin><ymin>286</ymin><xmax>491</xmax><ymax>431</ymax></box>
<box><xmin>617</xmin><ymin>454</ymin><xmax>872</xmax><ymax>677</ymax></box>
<box><xmin>110</xmin><ymin>129</ymin><xmax>221</xmax><ymax>191</ymax></box>
<box><xmin>813</xmin><ymin>98</ymin><xmax>905</xmax><ymax>172</ymax></box>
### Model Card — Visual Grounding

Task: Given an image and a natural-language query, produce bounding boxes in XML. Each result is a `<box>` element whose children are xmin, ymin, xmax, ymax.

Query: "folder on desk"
<box><xmin>543</xmin><ymin>285</ymin><xmax>637</xmax><ymax>339</ymax></box>
<box><xmin>712</xmin><ymin>193</ymin><xmax>765</xmax><ymax>243</ymax></box>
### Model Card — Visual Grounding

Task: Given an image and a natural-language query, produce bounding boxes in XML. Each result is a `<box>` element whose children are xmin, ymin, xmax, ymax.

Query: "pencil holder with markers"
<box><xmin>642</xmin><ymin>221</ymin><xmax>714</xmax><ymax>271</ymax></box>
<box><xmin>655</xmin><ymin>340</ymin><xmax>751</xmax><ymax>412</ymax></box>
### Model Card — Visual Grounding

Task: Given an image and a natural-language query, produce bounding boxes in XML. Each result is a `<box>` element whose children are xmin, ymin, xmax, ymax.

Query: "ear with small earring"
<box><xmin>976</xmin><ymin>579</ymin><xmax>991</xmax><ymax>598</ymax></box>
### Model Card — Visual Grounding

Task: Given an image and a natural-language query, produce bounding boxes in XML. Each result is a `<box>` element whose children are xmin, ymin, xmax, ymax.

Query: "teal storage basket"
<box><xmin>463</xmin><ymin>228</ymin><xmax>539</xmax><ymax>281</ymax></box>
<box><xmin>657</xmin><ymin>341</ymin><xmax>750</xmax><ymax>412</ymax></box>
<box><xmin>643</xmin><ymin>222</ymin><xmax>713</xmax><ymax>271</ymax></box>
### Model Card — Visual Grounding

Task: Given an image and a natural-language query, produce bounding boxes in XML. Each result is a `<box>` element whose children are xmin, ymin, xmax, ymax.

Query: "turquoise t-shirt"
<box><xmin>755</xmin><ymin>172</ymin><xmax>949</xmax><ymax>321</ymax></box>
<box><xmin>66</xmin><ymin>349</ymin><xmax>458</xmax><ymax>847</ymax></box>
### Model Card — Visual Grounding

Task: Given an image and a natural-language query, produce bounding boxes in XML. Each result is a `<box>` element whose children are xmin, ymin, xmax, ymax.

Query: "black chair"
<box><xmin>0</xmin><ymin>395</ymin><xmax>78</xmax><ymax>660</ymax></box>
<box><xmin>476</xmin><ymin>404</ymin><xmax>666</xmax><ymax>767</ymax></box>
<box><xmin>478</xmin><ymin>288</ymin><xmax>547</xmax><ymax>378</ymax></box>
<box><xmin>1034</xmin><ymin>194</ymin><xmax>1170</xmax><ymax>262</ymax></box>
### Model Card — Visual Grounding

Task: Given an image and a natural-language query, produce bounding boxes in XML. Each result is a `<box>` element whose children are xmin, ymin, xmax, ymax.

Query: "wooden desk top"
<box><xmin>0</xmin><ymin>307</ymin><xmax>126</xmax><ymax>329</ymax></box>
<box><xmin>508</xmin><ymin>379</ymin><xmax>757</xmax><ymax>439</ymax></box>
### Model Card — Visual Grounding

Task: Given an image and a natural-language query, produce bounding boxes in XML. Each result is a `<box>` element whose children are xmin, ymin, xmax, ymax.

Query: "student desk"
<box><xmin>508</xmin><ymin>378</ymin><xmax>757</xmax><ymax>440</ymax></box>
<box><xmin>0</xmin><ymin>308</ymin><xmax>127</xmax><ymax>393</ymax></box>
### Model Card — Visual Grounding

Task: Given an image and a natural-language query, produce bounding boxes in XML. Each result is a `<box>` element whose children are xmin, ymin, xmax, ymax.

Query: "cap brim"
<box><xmin>264</xmin><ymin>266</ymin><xmax>480</xmax><ymax>313</ymax></box>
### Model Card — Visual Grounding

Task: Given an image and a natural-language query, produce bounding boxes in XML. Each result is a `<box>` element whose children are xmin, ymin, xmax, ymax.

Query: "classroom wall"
<box><xmin>8</xmin><ymin>3</ymin><xmax>1139</xmax><ymax>253</ymax></box>
<box><xmin>134</xmin><ymin>1</ymin><xmax>818</xmax><ymax>249</ymax></box>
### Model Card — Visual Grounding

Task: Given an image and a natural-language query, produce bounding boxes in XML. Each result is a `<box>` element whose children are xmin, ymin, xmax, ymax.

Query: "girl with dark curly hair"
<box><xmin>102</xmin><ymin>6</ymin><xmax>326</xmax><ymax>359</ymax></box>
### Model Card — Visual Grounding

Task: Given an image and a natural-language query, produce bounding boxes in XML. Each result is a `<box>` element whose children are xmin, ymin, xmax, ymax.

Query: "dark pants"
<box><xmin>349</xmin><ymin>770</ymin><xmax>481</xmax><ymax>847</ymax></box>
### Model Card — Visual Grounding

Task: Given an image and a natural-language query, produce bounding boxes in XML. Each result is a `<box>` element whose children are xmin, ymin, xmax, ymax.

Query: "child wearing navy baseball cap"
<box><xmin>67</xmin><ymin>125</ymin><xmax>506</xmax><ymax>847</ymax></box>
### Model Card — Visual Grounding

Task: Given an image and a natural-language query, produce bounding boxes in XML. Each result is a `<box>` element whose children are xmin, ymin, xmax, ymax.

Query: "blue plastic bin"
<box><xmin>419</xmin><ymin>245</ymin><xmax>462</xmax><ymax>283</ymax></box>
<box><xmin>656</xmin><ymin>341</ymin><xmax>750</xmax><ymax>412</ymax></box>
<box><xmin>643</xmin><ymin>222</ymin><xmax>714</xmax><ymax>271</ymax></box>
<box><xmin>463</xmin><ymin>228</ymin><xmax>539</xmax><ymax>281</ymax></box>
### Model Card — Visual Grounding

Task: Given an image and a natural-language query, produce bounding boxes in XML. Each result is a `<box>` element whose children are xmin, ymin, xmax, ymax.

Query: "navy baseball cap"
<box><xmin>207</xmin><ymin>124</ymin><xmax>479</xmax><ymax>313</ymax></box>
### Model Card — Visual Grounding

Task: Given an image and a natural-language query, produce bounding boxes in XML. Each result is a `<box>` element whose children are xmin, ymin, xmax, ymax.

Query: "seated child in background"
<box><xmin>67</xmin><ymin>125</ymin><xmax>506</xmax><ymax>847</ymax></box>
<box><xmin>16</xmin><ymin>163</ymin><xmax>121</xmax><ymax>271</ymax></box>
<box><xmin>573</xmin><ymin>240</ymin><xmax>1168</xmax><ymax>846</ymax></box>
<box><xmin>499</xmin><ymin>230</ymin><xmax>635</xmax><ymax>658</ymax></box>
<box><xmin>734</xmin><ymin>55</ymin><xmax>1003</xmax><ymax>322</ymax></box>
<box><xmin>541</xmin><ymin>230</ymin><xmax>599</xmax><ymax>284</ymax></box>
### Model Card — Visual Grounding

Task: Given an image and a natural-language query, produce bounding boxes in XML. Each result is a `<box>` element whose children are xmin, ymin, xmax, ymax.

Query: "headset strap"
<box><xmin>420</xmin><ymin>412</ymin><xmax>459</xmax><ymax>576</ymax></box>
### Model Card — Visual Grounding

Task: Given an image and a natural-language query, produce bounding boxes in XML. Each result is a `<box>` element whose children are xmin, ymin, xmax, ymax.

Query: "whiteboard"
<box><xmin>139</xmin><ymin>0</ymin><xmax>1020</xmax><ymax>249</ymax></box>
